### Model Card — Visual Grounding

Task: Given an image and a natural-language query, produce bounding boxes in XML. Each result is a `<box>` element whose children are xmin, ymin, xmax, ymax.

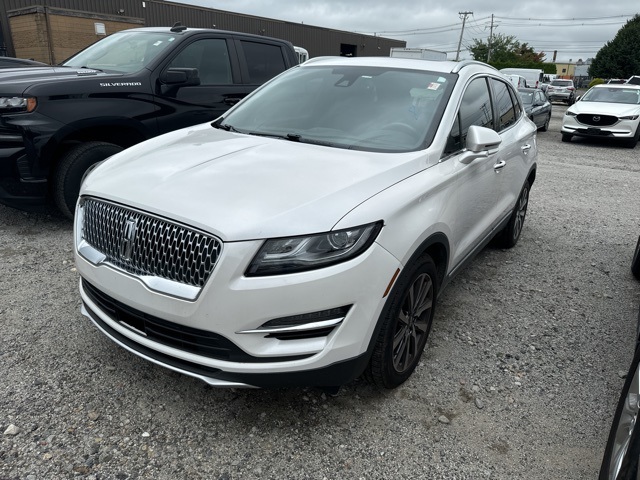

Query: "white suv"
<box><xmin>75</xmin><ymin>57</ymin><xmax>537</xmax><ymax>390</ymax></box>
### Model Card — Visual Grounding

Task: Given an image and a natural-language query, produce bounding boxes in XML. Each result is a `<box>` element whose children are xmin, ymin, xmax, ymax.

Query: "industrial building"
<box><xmin>0</xmin><ymin>0</ymin><xmax>405</xmax><ymax>64</ymax></box>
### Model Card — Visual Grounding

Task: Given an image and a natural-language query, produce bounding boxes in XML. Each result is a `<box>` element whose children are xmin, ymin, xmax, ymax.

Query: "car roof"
<box><xmin>300</xmin><ymin>56</ymin><xmax>495</xmax><ymax>75</ymax></box>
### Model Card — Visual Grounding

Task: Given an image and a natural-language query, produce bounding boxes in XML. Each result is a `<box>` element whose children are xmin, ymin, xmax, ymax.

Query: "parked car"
<box><xmin>561</xmin><ymin>84</ymin><xmax>640</xmax><ymax>148</ymax></box>
<box><xmin>0</xmin><ymin>57</ymin><xmax>48</xmax><ymax>68</ymax></box>
<box><xmin>0</xmin><ymin>25</ymin><xmax>299</xmax><ymax>218</ymax></box>
<box><xmin>599</xmin><ymin>245</ymin><xmax>640</xmax><ymax>479</ymax></box>
<box><xmin>74</xmin><ymin>57</ymin><xmax>537</xmax><ymax>390</ymax></box>
<box><xmin>607</xmin><ymin>79</ymin><xmax>627</xmax><ymax>85</ymax></box>
<box><xmin>547</xmin><ymin>79</ymin><xmax>576</xmax><ymax>105</ymax></box>
<box><xmin>518</xmin><ymin>87</ymin><xmax>552</xmax><ymax>131</ymax></box>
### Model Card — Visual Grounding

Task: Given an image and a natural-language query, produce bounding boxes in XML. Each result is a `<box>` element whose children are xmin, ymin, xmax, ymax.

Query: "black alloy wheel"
<box><xmin>365</xmin><ymin>254</ymin><xmax>438</xmax><ymax>389</ymax></box>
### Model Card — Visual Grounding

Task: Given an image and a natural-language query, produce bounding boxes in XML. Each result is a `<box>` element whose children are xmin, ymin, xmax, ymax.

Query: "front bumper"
<box><xmin>562</xmin><ymin>116</ymin><xmax>638</xmax><ymax>139</ymax></box>
<box><xmin>76</xmin><ymin>235</ymin><xmax>402</xmax><ymax>388</ymax></box>
<box><xmin>0</xmin><ymin>128</ymin><xmax>48</xmax><ymax>210</ymax></box>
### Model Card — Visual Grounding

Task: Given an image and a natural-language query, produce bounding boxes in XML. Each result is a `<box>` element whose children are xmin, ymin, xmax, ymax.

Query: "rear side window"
<box><xmin>444</xmin><ymin>77</ymin><xmax>493</xmax><ymax>155</ymax></box>
<box><xmin>241</xmin><ymin>41</ymin><xmax>287</xmax><ymax>84</ymax></box>
<box><xmin>491</xmin><ymin>79</ymin><xmax>517</xmax><ymax>131</ymax></box>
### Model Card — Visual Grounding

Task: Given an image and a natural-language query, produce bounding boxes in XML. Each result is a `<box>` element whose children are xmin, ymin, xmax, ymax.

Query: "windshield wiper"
<box><xmin>211</xmin><ymin>118</ymin><xmax>241</xmax><ymax>132</ymax></box>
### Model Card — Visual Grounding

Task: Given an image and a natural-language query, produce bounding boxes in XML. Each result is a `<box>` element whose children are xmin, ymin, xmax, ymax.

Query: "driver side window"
<box><xmin>168</xmin><ymin>39</ymin><xmax>233</xmax><ymax>85</ymax></box>
<box><xmin>443</xmin><ymin>77</ymin><xmax>493</xmax><ymax>156</ymax></box>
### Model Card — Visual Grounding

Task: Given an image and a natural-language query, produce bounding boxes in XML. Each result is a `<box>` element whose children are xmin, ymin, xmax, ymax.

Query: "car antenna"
<box><xmin>170</xmin><ymin>22</ymin><xmax>187</xmax><ymax>33</ymax></box>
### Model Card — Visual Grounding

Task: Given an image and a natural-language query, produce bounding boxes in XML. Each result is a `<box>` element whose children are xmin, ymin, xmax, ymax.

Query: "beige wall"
<box><xmin>555</xmin><ymin>63</ymin><xmax>576</xmax><ymax>79</ymax></box>
<box><xmin>9</xmin><ymin>8</ymin><xmax>142</xmax><ymax>64</ymax></box>
<box><xmin>9</xmin><ymin>13</ymin><xmax>50</xmax><ymax>63</ymax></box>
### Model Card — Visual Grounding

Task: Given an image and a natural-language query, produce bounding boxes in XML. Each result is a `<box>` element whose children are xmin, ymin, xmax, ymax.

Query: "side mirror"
<box><xmin>160</xmin><ymin>67</ymin><xmax>201</xmax><ymax>86</ymax></box>
<box><xmin>459</xmin><ymin>126</ymin><xmax>502</xmax><ymax>164</ymax></box>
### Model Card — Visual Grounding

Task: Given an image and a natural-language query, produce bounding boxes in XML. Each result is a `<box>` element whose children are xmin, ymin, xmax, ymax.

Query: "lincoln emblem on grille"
<box><xmin>593</xmin><ymin>116</ymin><xmax>600</xmax><ymax>122</ymax></box>
<box><xmin>119</xmin><ymin>218</ymin><xmax>137</xmax><ymax>261</ymax></box>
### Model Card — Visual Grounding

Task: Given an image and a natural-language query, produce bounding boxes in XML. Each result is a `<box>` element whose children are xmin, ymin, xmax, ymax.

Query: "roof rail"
<box><xmin>452</xmin><ymin>60</ymin><xmax>497</xmax><ymax>74</ymax></box>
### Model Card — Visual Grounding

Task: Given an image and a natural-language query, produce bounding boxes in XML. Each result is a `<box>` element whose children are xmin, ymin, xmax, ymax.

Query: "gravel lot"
<box><xmin>2</xmin><ymin>104</ymin><xmax>640</xmax><ymax>479</ymax></box>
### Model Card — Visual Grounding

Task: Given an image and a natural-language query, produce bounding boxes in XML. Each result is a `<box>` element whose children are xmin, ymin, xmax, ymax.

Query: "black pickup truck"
<box><xmin>0</xmin><ymin>24</ymin><xmax>299</xmax><ymax>217</ymax></box>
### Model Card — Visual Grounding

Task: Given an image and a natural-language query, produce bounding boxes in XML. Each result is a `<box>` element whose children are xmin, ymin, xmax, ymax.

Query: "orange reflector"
<box><xmin>383</xmin><ymin>268</ymin><xmax>401</xmax><ymax>298</ymax></box>
<box><xmin>26</xmin><ymin>98</ymin><xmax>37</xmax><ymax>112</ymax></box>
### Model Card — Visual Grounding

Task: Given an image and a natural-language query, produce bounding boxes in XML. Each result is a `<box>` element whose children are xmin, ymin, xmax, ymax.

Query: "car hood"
<box><xmin>568</xmin><ymin>101</ymin><xmax>640</xmax><ymax>117</ymax></box>
<box><xmin>82</xmin><ymin>124</ymin><xmax>426</xmax><ymax>241</ymax></box>
<box><xmin>0</xmin><ymin>66</ymin><xmax>126</xmax><ymax>94</ymax></box>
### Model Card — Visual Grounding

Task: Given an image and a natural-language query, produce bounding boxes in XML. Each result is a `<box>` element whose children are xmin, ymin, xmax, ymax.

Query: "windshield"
<box><xmin>518</xmin><ymin>91</ymin><xmax>534</xmax><ymax>105</ymax></box>
<box><xmin>581</xmin><ymin>87</ymin><xmax>640</xmax><ymax>104</ymax></box>
<box><xmin>62</xmin><ymin>31</ymin><xmax>177</xmax><ymax>73</ymax></box>
<box><xmin>219</xmin><ymin>65</ymin><xmax>456</xmax><ymax>152</ymax></box>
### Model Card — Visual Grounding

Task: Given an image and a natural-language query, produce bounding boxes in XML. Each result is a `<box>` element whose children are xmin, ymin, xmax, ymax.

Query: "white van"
<box><xmin>503</xmin><ymin>74</ymin><xmax>527</xmax><ymax>89</ymax></box>
<box><xmin>500</xmin><ymin>68</ymin><xmax>544</xmax><ymax>89</ymax></box>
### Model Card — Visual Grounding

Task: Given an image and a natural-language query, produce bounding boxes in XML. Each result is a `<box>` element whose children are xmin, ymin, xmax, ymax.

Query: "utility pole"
<box><xmin>455</xmin><ymin>11</ymin><xmax>473</xmax><ymax>62</ymax></box>
<box><xmin>487</xmin><ymin>14</ymin><xmax>494</xmax><ymax>63</ymax></box>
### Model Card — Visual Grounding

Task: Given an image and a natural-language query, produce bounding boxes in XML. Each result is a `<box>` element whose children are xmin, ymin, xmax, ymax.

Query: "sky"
<box><xmin>171</xmin><ymin>0</ymin><xmax>638</xmax><ymax>63</ymax></box>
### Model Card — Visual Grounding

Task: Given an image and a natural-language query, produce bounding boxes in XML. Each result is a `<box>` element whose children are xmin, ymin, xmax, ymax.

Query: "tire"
<box><xmin>540</xmin><ymin>114</ymin><xmax>550</xmax><ymax>132</ymax></box>
<box><xmin>494</xmin><ymin>179</ymin><xmax>530</xmax><ymax>249</ymax></box>
<box><xmin>632</xmin><ymin>236</ymin><xmax>640</xmax><ymax>280</ymax></box>
<box><xmin>561</xmin><ymin>133</ymin><xmax>572</xmax><ymax>143</ymax></box>
<box><xmin>365</xmin><ymin>254</ymin><xmax>438</xmax><ymax>389</ymax></box>
<box><xmin>53</xmin><ymin>142</ymin><xmax>122</xmax><ymax>219</ymax></box>
<box><xmin>598</xmin><ymin>344</ymin><xmax>640</xmax><ymax>480</ymax></box>
<box><xmin>623</xmin><ymin>126</ymin><xmax>640</xmax><ymax>149</ymax></box>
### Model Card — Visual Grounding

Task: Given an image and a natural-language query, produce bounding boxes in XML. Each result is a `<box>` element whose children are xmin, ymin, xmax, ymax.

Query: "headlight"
<box><xmin>246</xmin><ymin>221</ymin><xmax>383</xmax><ymax>276</ymax></box>
<box><xmin>0</xmin><ymin>97</ymin><xmax>37</xmax><ymax>113</ymax></box>
<box><xmin>619</xmin><ymin>115</ymin><xmax>639</xmax><ymax>120</ymax></box>
<box><xmin>565</xmin><ymin>111</ymin><xmax>577</xmax><ymax>117</ymax></box>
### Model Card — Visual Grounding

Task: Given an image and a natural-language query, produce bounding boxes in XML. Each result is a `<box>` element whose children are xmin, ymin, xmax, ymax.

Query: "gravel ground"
<box><xmin>2</xmin><ymin>104</ymin><xmax>640</xmax><ymax>479</ymax></box>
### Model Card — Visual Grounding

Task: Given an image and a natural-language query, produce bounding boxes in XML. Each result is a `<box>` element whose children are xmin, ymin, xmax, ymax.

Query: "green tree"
<box><xmin>467</xmin><ymin>34</ymin><xmax>549</xmax><ymax>70</ymax></box>
<box><xmin>589</xmin><ymin>14</ymin><xmax>640</xmax><ymax>78</ymax></box>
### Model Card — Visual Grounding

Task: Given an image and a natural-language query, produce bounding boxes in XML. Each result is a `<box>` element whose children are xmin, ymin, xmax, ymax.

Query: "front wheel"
<box><xmin>364</xmin><ymin>254</ymin><xmax>438</xmax><ymax>389</ymax></box>
<box><xmin>53</xmin><ymin>141</ymin><xmax>123</xmax><ymax>219</ymax></box>
<box><xmin>632</xmin><ymin>236</ymin><xmax>640</xmax><ymax>280</ymax></box>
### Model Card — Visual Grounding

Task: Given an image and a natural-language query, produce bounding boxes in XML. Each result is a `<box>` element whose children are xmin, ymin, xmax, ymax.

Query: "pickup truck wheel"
<box><xmin>364</xmin><ymin>254</ymin><xmax>438</xmax><ymax>389</ymax></box>
<box><xmin>53</xmin><ymin>142</ymin><xmax>122</xmax><ymax>219</ymax></box>
<box><xmin>494</xmin><ymin>179</ymin><xmax>530</xmax><ymax>249</ymax></box>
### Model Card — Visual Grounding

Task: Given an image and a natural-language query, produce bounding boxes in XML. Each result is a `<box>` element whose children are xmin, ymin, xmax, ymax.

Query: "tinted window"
<box><xmin>444</xmin><ymin>77</ymin><xmax>493</xmax><ymax>155</ymax></box>
<box><xmin>491</xmin><ymin>79</ymin><xmax>516</xmax><ymax>131</ymax></box>
<box><xmin>168</xmin><ymin>39</ymin><xmax>232</xmax><ymax>85</ymax></box>
<box><xmin>241</xmin><ymin>41</ymin><xmax>287</xmax><ymax>84</ymax></box>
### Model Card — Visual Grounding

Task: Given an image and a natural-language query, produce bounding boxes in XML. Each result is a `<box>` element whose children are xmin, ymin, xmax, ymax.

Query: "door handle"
<box><xmin>224</xmin><ymin>97</ymin><xmax>242</xmax><ymax>105</ymax></box>
<box><xmin>493</xmin><ymin>160</ymin><xmax>506</xmax><ymax>171</ymax></box>
<box><xmin>521</xmin><ymin>144</ymin><xmax>532</xmax><ymax>154</ymax></box>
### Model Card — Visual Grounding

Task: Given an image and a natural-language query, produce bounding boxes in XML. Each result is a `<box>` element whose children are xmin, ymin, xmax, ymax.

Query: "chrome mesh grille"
<box><xmin>81</xmin><ymin>198</ymin><xmax>221</xmax><ymax>288</ymax></box>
